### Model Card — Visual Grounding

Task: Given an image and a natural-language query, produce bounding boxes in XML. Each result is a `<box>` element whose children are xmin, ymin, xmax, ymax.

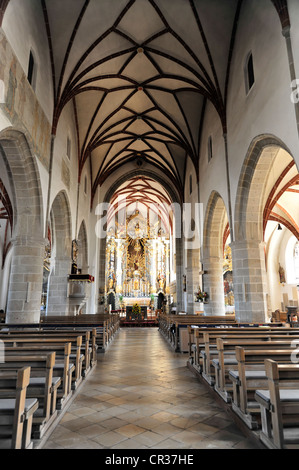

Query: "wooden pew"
<box><xmin>0</xmin><ymin>321</ymin><xmax>104</xmax><ymax>358</ymax></box>
<box><xmin>0</xmin><ymin>334</ymin><xmax>84</xmax><ymax>389</ymax></box>
<box><xmin>31</xmin><ymin>326</ymin><xmax>98</xmax><ymax>366</ymax></box>
<box><xmin>159</xmin><ymin>313</ymin><xmax>237</xmax><ymax>351</ymax></box>
<box><xmin>2</xmin><ymin>342</ymin><xmax>73</xmax><ymax>410</ymax></box>
<box><xmin>0</xmin><ymin>353</ymin><xmax>59</xmax><ymax>439</ymax></box>
<box><xmin>198</xmin><ymin>329</ymin><xmax>299</xmax><ymax>381</ymax></box>
<box><xmin>255</xmin><ymin>359</ymin><xmax>299</xmax><ymax>449</ymax></box>
<box><xmin>171</xmin><ymin>316</ymin><xmax>237</xmax><ymax>352</ymax></box>
<box><xmin>228</xmin><ymin>346</ymin><xmax>296</xmax><ymax>430</ymax></box>
<box><xmin>0</xmin><ymin>367</ymin><xmax>38</xmax><ymax>449</ymax></box>
<box><xmin>39</xmin><ymin>313</ymin><xmax>120</xmax><ymax>350</ymax></box>
<box><xmin>0</xmin><ymin>328</ymin><xmax>92</xmax><ymax>372</ymax></box>
<box><xmin>213</xmin><ymin>338</ymin><xmax>299</xmax><ymax>403</ymax></box>
<box><xmin>190</xmin><ymin>326</ymin><xmax>295</xmax><ymax>371</ymax></box>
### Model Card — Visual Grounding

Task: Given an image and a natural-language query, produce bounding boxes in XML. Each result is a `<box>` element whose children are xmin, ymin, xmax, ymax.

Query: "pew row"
<box><xmin>188</xmin><ymin>326</ymin><xmax>271</xmax><ymax>370</ymax></box>
<box><xmin>0</xmin><ymin>329</ymin><xmax>95</xmax><ymax>371</ymax></box>
<box><xmin>0</xmin><ymin>353</ymin><xmax>59</xmax><ymax>439</ymax></box>
<box><xmin>0</xmin><ymin>317</ymin><xmax>120</xmax><ymax>448</ymax></box>
<box><xmin>216</xmin><ymin>338</ymin><xmax>299</xmax><ymax>395</ymax></box>
<box><xmin>0</xmin><ymin>312</ymin><xmax>121</xmax><ymax>352</ymax></box>
<box><xmin>226</xmin><ymin>347</ymin><xmax>298</xmax><ymax>430</ymax></box>
<box><xmin>0</xmin><ymin>367</ymin><xmax>38</xmax><ymax>449</ymax></box>
<box><xmin>186</xmin><ymin>323</ymin><xmax>299</xmax><ymax>446</ymax></box>
<box><xmin>2</xmin><ymin>342</ymin><xmax>74</xmax><ymax>410</ymax></box>
<box><xmin>159</xmin><ymin>314</ymin><xmax>237</xmax><ymax>352</ymax></box>
<box><xmin>196</xmin><ymin>329</ymin><xmax>299</xmax><ymax>380</ymax></box>
<box><xmin>39</xmin><ymin>313</ymin><xmax>121</xmax><ymax>350</ymax></box>
<box><xmin>0</xmin><ymin>336</ymin><xmax>84</xmax><ymax>390</ymax></box>
<box><xmin>255</xmin><ymin>360</ymin><xmax>299</xmax><ymax>449</ymax></box>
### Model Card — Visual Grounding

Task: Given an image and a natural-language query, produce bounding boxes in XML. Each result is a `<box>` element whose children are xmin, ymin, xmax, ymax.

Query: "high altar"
<box><xmin>105</xmin><ymin>209</ymin><xmax>170</xmax><ymax>315</ymax></box>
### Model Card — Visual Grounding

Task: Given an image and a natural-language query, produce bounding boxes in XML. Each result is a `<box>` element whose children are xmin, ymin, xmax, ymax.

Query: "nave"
<box><xmin>43</xmin><ymin>328</ymin><xmax>259</xmax><ymax>450</ymax></box>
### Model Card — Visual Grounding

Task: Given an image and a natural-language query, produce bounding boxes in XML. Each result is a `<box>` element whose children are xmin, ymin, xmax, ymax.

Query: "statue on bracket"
<box><xmin>278</xmin><ymin>263</ymin><xmax>286</xmax><ymax>284</ymax></box>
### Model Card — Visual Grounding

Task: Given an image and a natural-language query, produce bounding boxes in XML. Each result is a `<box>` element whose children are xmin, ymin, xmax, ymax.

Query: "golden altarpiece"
<box><xmin>105</xmin><ymin>210</ymin><xmax>170</xmax><ymax>318</ymax></box>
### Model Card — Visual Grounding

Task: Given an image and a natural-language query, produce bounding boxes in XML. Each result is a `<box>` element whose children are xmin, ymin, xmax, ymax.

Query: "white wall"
<box><xmin>226</xmin><ymin>0</ymin><xmax>299</xmax><ymax>219</ymax></box>
<box><xmin>198</xmin><ymin>100</ymin><xmax>228</xmax><ymax>217</ymax></box>
<box><xmin>2</xmin><ymin>0</ymin><xmax>54</xmax><ymax>122</ymax></box>
<box><xmin>198</xmin><ymin>0</ymin><xmax>299</xmax><ymax>238</ymax></box>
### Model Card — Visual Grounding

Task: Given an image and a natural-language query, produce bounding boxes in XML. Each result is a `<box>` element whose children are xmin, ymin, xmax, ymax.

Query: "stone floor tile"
<box><xmin>115</xmin><ymin>423</ymin><xmax>146</xmax><ymax>438</ymax></box>
<box><xmin>100</xmin><ymin>417</ymin><xmax>131</xmax><ymax>431</ymax></box>
<box><xmin>92</xmin><ymin>430</ymin><xmax>128</xmax><ymax>447</ymax></box>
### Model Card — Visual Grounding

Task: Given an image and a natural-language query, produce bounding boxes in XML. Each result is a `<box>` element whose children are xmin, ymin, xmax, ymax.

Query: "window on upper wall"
<box><xmin>189</xmin><ymin>174</ymin><xmax>192</xmax><ymax>195</ymax></box>
<box><xmin>66</xmin><ymin>137</ymin><xmax>71</xmax><ymax>159</ymax></box>
<box><xmin>27</xmin><ymin>50</ymin><xmax>36</xmax><ymax>89</ymax></box>
<box><xmin>245</xmin><ymin>52</ymin><xmax>255</xmax><ymax>94</ymax></box>
<box><xmin>84</xmin><ymin>175</ymin><xmax>87</xmax><ymax>195</ymax></box>
<box><xmin>208</xmin><ymin>136</ymin><xmax>213</xmax><ymax>163</ymax></box>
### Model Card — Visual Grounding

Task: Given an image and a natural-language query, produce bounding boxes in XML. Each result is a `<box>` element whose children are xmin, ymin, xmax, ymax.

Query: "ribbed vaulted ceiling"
<box><xmin>39</xmin><ymin>0</ymin><xmax>246</xmax><ymax>201</ymax></box>
<box><xmin>0</xmin><ymin>0</ymin><xmax>288</xmax><ymax>205</ymax></box>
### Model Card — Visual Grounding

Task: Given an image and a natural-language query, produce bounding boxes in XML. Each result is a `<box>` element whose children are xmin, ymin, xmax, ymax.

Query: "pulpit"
<box><xmin>68</xmin><ymin>274</ymin><xmax>94</xmax><ymax>315</ymax></box>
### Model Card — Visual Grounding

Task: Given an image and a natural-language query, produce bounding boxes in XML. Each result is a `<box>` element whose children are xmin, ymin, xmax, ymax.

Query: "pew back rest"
<box><xmin>265</xmin><ymin>359</ymin><xmax>299</xmax><ymax>388</ymax></box>
<box><xmin>235</xmin><ymin>347</ymin><xmax>294</xmax><ymax>365</ymax></box>
<box><xmin>217</xmin><ymin>338</ymin><xmax>299</xmax><ymax>352</ymax></box>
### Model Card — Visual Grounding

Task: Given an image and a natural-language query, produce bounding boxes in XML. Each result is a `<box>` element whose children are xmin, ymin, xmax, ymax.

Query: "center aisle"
<box><xmin>43</xmin><ymin>328</ymin><xmax>259</xmax><ymax>449</ymax></box>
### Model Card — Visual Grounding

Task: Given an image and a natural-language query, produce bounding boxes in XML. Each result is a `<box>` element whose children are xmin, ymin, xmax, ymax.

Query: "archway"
<box><xmin>263</xmin><ymin>153</ymin><xmax>299</xmax><ymax>314</ymax></box>
<box><xmin>98</xmin><ymin>172</ymin><xmax>181</xmax><ymax>318</ymax></box>
<box><xmin>0</xmin><ymin>129</ymin><xmax>44</xmax><ymax>323</ymax></box>
<box><xmin>46</xmin><ymin>190</ymin><xmax>72</xmax><ymax>316</ymax></box>
<box><xmin>233</xmin><ymin>135</ymin><xmax>298</xmax><ymax>322</ymax></box>
<box><xmin>202</xmin><ymin>191</ymin><xmax>232</xmax><ymax>316</ymax></box>
<box><xmin>0</xmin><ymin>177</ymin><xmax>13</xmax><ymax>313</ymax></box>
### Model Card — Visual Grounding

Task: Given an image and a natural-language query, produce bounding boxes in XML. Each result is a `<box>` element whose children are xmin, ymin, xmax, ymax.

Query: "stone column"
<box><xmin>46</xmin><ymin>256</ymin><xmax>72</xmax><ymax>316</ymax></box>
<box><xmin>202</xmin><ymin>256</ymin><xmax>225</xmax><ymax>316</ymax></box>
<box><xmin>186</xmin><ymin>248</ymin><xmax>200</xmax><ymax>314</ymax></box>
<box><xmin>6</xmin><ymin>235</ymin><xmax>45</xmax><ymax>324</ymax></box>
<box><xmin>230</xmin><ymin>240</ymin><xmax>268</xmax><ymax>323</ymax></box>
<box><xmin>175</xmin><ymin>236</ymin><xmax>184</xmax><ymax>312</ymax></box>
<box><xmin>97</xmin><ymin>237</ymin><xmax>107</xmax><ymax>314</ymax></box>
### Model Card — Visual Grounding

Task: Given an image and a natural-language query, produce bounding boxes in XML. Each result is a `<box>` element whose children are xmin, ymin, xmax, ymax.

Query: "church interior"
<box><xmin>1</xmin><ymin>0</ymin><xmax>299</xmax><ymax>451</ymax></box>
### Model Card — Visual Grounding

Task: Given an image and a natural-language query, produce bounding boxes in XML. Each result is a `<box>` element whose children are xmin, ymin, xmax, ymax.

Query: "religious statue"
<box><xmin>278</xmin><ymin>264</ymin><xmax>286</xmax><ymax>284</ymax></box>
<box><xmin>133</xmin><ymin>278</ymin><xmax>140</xmax><ymax>290</ymax></box>
<box><xmin>156</xmin><ymin>273</ymin><xmax>165</xmax><ymax>292</ymax></box>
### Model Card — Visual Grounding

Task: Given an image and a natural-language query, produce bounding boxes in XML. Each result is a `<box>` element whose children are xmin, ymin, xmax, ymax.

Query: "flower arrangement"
<box><xmin>132</xmin><ymin>303</ymin><xmax>142</xmax><ymax>318</ymax></box>
<box><xmin>195</xmin><ymin>288</ymin><xmax>208</xmax><ymax>303</ymax></box>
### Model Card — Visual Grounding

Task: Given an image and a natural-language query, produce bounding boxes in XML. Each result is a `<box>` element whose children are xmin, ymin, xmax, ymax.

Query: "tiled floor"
<box><xmin>43</xmin><ymin>328</ymin><xmax>260</xmax><ymax>449</ymax></box>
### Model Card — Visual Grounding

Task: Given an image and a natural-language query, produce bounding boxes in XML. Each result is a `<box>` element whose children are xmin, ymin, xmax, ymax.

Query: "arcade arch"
<box><xmin>0</xmin><ymin>129</ymin><xmax>44</xmax><ymax>323</ymax></box>
<box><xmin>233</xmin><ymin>136</ymin><xmax>299</xmax><ymax>322</ymax></box>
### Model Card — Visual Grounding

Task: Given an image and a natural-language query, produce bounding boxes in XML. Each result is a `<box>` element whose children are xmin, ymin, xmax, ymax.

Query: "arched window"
<box><xmin>27</xmin><ymin>50</ymin><xmax>36</xmax><ymax>89</ymax></box>
<box><xmin>66</xmin><ymin>137</ymin><xmax>71</xmax><ymax>159</ymax></box>
<box><xmin>208</xmin><ymin>136</ymin><xmax>213</xmax><ymax>163</ymax></box>
<box><xmin>84</xmin><ymin>175</ymin><xmax>87</xmax><ymax>195</ymax></box>
<box><xmin>245</xmin><ymin>52</ymin><xmax>255</xmax><ymax>94</ymax></box>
